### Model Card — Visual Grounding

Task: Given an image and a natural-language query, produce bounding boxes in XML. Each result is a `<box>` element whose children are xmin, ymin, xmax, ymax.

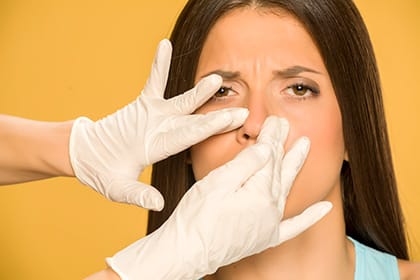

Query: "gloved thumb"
<box><xmin>106</xmin><ymin>179</ymin><xmax>165</xmax><ymax>211</ymax></box>
<box><xmin>277</xmin><ymin>201</ymin><xmax>332</xmax><ymax>244</ymax></box>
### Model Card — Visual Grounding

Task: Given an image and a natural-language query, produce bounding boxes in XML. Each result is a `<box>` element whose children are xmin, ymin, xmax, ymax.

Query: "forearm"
<box><xmin>84</xmin><ymin>268</ymin><xmax>121</xmax><ymax>280</ymax></box>
<box><xmin>0</xmin><ymin>114</ymin><xmax>75</xmax><ymax>185</ymax></box>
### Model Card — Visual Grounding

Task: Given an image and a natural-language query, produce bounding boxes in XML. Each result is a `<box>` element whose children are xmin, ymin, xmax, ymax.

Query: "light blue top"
<box><xmin>350</xmin><ymin>237</ymin><xmax>400</xmax><ymax>279</ymax></box>
<box><xmin>199</xmin><ymin>237</ymin><xmax>400</xmax><ymax>279</ymax></box>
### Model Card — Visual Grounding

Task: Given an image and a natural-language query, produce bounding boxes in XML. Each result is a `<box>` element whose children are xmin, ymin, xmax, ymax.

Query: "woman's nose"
<box><xmin>236</xmin><ymin>96</ymin><xmax>268</xmax><ymax>144</ymax></box>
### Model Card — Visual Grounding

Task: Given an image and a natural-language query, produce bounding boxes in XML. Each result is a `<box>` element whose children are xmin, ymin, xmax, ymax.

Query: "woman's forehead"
<box><xmin>197</xmin><ymin>7</ymin><xmax>326</xmax><ymax>78</ymax></box>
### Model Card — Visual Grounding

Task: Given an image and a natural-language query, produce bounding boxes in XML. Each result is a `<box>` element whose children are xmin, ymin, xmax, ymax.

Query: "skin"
<box><xmin>84</xmin><ymin>268</ymin><xmax>120</xmax><ymax>280</ymax></box>
<box><xmin>0</xmin><ymin>115</ymin><xmax>75</xmax><ymax>184</ymax></box>
<box><xmin>190</xmin><ymin>6</ymin><xmax>419</xmax><ymax>280</ymax></box>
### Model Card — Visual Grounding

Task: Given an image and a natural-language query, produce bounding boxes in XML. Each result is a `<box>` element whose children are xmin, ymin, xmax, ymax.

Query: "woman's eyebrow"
<box><xmin>201</xmin><ymin>65</ymin><xmax>322</xmax><ymax>80</ymax></box>
<box><xmin>273</xmin><ymin>65</ymin><xmax>322</xmax><ymax>78</ymax></box>
<box><xmin>200</xmin><ymin>70</ymin><xmax>241</xmax><ymax>80</ymax></box>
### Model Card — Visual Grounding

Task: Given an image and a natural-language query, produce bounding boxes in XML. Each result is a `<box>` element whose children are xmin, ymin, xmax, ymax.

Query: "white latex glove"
<box><xmin>106</xmin><ymin>116</ymin><xmax>333</xmax><ymax>280</ymax></box>
<box><xmin>69</xmin><ymin>39</ymin><xmax>248</xmax><ymax>210</ymax></box>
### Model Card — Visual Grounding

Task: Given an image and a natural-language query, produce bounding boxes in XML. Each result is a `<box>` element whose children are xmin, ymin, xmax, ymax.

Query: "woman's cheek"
<box><xmin>190</xmin><ymin>131</ymin><xmax>241</xmax><ymax>180</ymax></box>
<box><xmin>281</xmin><ymin>113</ymin><xmax>345</xmax><ymax>219</ymax></box>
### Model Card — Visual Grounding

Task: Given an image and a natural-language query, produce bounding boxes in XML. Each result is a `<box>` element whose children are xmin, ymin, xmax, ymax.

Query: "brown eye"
<box><xmin>291</xmin><ymin>84</ymin><xmax>309</xmax><ymax>96</ymax></box>
<box><xmin>284</xmin><ymin>83</ymin><xmax>319</xmax><ymax>99</ymax></box>
<box><xmin>214</xmin><ymin>86</ymin><xmax>232</xmax><ymax>98</ymax></box>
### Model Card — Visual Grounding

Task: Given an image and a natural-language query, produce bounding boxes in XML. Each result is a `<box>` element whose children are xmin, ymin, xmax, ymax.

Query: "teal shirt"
<box><xmin>199</xmin><ymin>237</ymin><xmax>400</xmax><ymax>279</ymax></box>
<box><xmin>350</xmin><ymin>237</ymin><xmax>400</xmax><ymax>279</ymax></box>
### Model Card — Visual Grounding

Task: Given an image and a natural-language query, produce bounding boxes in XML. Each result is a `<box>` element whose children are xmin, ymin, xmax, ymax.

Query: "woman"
<box><xmin>146</xmin><ymin>0</ymin><xmax>419</xmax><ymax>278</ymax></box>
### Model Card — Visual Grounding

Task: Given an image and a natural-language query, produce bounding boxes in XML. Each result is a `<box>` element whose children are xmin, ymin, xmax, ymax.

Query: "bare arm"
<box><xmin>84</xmin><ymin>268</ymin><xmax>121</xmax><ymax>280</ymax></box>
<box><xmin>0</xmin><ymin>114</ymin><xmax>75</xmax><ymax>185</ymax></box>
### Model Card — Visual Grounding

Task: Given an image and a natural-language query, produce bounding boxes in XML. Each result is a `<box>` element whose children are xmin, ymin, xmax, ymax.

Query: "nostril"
<box><xmin>243</xmin><ymin>133</ymin><xmax>250</xmax><ymax>140</ymax></box>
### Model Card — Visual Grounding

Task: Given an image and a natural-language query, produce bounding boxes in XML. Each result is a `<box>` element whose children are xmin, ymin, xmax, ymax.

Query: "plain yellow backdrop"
<box><xmin>0</xmin><ymin>1</ymin><xmax>418</xmax><ymax>279</ymax></box>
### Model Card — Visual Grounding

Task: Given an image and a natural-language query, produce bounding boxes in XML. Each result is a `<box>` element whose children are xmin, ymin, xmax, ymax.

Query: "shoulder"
<box><xmin>398</xmin><ymin>259</ymin><xmax>420</xmax><ymax>280</ymax></box>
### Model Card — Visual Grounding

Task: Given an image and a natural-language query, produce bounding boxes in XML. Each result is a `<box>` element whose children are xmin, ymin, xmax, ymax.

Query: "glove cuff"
<box><xmin>68</xmin><ymin>116</ymin><xmax>94</xmax><ymax>186</ymax></box>
<box><xmin>106</xmin><ymin>257</ymin><xmax>130</xmax><ymax>280</ymax></box>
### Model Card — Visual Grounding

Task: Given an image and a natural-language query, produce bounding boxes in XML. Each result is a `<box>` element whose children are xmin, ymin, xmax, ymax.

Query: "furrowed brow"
<box><xmin>274</xmin><ymin>65</ymin><xmax>322</xmax><ymax>78</ymax></box>
<box><xmin>200</xmin><ymin>70</ymin><xmax>241</xmax><ymax>80</ymax></box>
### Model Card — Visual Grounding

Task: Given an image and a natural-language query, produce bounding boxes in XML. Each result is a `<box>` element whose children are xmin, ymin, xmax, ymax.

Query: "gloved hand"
<box><xmin>106</xmin><ymin>116</ymin><xmax>333</xmax><ymax>280</ymax></box>
<box><xmin>69</xmin><ymin>39</ymin><xmax>248</xmax><ymax>210</ymax></box>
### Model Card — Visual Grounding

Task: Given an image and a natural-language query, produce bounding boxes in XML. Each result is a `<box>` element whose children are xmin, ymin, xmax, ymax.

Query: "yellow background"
<box><xmin>0</xmin><ymin>0</ymin><xmax>418</xmax><ymax>279</ymax></box>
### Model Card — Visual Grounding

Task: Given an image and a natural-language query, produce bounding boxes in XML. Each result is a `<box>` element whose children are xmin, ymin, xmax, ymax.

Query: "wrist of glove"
<box><xmin>106</xmin><ymin>117</ymin><xmax>332</xmax><ymax>280</ymax></box>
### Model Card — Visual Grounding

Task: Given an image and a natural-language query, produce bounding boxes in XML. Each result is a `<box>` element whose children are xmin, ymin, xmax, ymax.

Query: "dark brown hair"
<box><xmin>148</xmin><ymin>0</ymin><xmax>409</xmax><ymax>260</ymax></box>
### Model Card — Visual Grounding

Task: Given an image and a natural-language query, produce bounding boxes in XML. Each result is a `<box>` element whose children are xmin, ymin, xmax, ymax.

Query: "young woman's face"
<box><xmin>191</xmin><ymin>7</ymin><xmax>346</xmax><ymax>218</ymax></box>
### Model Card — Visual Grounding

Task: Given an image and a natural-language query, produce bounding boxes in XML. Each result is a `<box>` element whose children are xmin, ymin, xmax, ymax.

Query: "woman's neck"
<box><xmin>206</xmin><ymin>183</ymin><xmax>355</xmax><ymax>280</ymax></box>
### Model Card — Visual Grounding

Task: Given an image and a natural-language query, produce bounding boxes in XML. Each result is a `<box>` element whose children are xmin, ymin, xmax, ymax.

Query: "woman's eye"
<box><xmin>285</xmin><ymin>84</ymin><xmax>319</xmax><ymax>98</ymax></box>
<box><xmin>214</xmin><ymin>86</ymin><xmax>233</xmax><ymax>98</ymax></box>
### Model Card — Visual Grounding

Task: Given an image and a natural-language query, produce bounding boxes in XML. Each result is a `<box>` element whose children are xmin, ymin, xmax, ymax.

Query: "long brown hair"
<box><xmin>148</xmin><ymin>0</ymin><xmax>409</xmax><ymax>260</ymax></box>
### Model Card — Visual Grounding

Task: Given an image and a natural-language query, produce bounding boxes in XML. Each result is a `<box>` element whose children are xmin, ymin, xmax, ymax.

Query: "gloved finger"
<box><xmin>168</xmin><ymin>74</ymin><xmax>223</xmax><ymax>114</ymax></box>
<box><xmin>197</xmin><ymin>143</ymin><xmax>271</xmax><ymax>195</ymax></box>
<box><xmin>240</xmin><ymin>156</ymin><xmax>274</xmax><ymax>197</ymax></box>
<box><xmin>274</xmin><ymin>136</ymin><xmax>310</xmax><ymax>205</ymax></box>
<box><xmin>227</xmin><ymin>117</ymin><xmax>290</xmax><ymax>194</ymax></box>
<box><xmin>242</xmin><ymin>117</ymin><xmax>286</xmax><ymax>194</ymax></box>
<box><xmin>277</xmin><ymin>201</ymin><xmax>332</xmax><ymax>244</ymax></box>
<box><xmin>271</xmin><ymin>134</ymin><xmax>284</xmax><ymax>200</ymax></box>
<box><xmin>142</xmin><ymin>39</ymin><xmax>172</xmax><ymax>98</ymax></box>
<box><xmin>157</xmin><ymin>108</ymin><xmax>248</xmax><ymax>158</ymax></box>
<box><xmin>256</xmin><ymin>116</ymin><xmax>289</xmax><ymax>150</ymax></box>
<box><xmin>107</xmin><ymin>180</ymin><xmax>165</xmax><ymax>211</ymax></box>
